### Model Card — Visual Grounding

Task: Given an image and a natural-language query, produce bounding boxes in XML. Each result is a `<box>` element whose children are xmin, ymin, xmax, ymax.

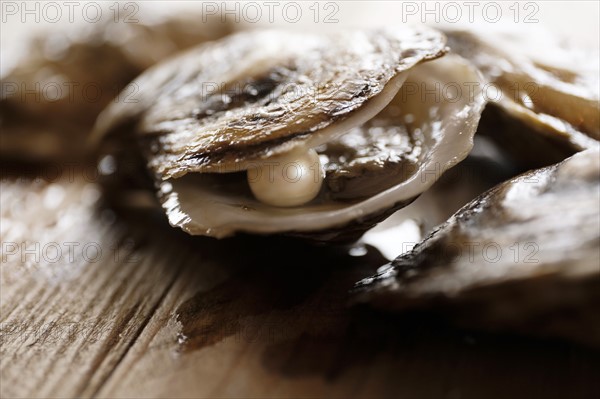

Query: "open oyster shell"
<box><xmin>443</xmin><ymin>27</ymin><xmax>600</xmax><ymax>169</ymax></box>
<box><xmin>353</xmin><ymin>148</ymin><xmax>600</xmax><ymax>345</ymax></box>
<box><xmin>94</xmin><ymin>27</ymin><xmax>487</xmax><ymax>240</ymax></box>
<box><xmin>0</xmin><ymin>14</ymin><xmax>233</xmax><ymax>162</ymax></box>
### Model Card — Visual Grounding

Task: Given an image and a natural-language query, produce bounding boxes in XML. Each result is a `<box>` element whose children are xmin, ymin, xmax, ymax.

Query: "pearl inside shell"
<box><xmin>247</xmin><ymin>148</ymin><xmax>324</xmax><ymax>207</ymax></box>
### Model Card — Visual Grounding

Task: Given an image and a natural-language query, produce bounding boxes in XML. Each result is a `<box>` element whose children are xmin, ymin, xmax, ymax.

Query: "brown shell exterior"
<box><xmin>353</xmin><ymin>148</ymin><xmax>600</xmax><ymax>345</ymax></box>
<box><xmin>94</xmin><ymin>27</ymin><xmax>447</xmax><ymax>179</ymax></box>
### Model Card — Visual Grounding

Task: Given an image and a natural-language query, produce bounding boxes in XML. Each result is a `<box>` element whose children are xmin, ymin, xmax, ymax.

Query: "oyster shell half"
<box><xmin>0</xmin><ymin>14</ymin><xmax>233</xmax><ymax>162</ymax></box>
<box><xmin>94</xmin><ymin>28</ymin><xmax>486</xmax><ymax>240</ymax></box>
<box><xmin>443</xmin><ymin>27</ymin><xmax>600</xmax><ymax>169</ymax></box>
<box><xmin>354</xmin><ymin>147</ymin><xmax>600</xmax><ymax>345</ymax></box>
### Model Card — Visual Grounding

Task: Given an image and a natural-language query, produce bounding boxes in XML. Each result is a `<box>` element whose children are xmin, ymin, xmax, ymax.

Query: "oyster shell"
<box><xmin>443</xmin><ymin>27</ymin><xmax>600</xmax><ymax>169</ymax></box>
<box><xmin>354</xmin><ymin>147</ymin><xmax>600</xmax><ymax>345</ymax></box>
<box><xmin>0</xmin><ymin>14</ymin><xmax>233</xmax><ymax>162</ymax></box>
<box><xmin>94</xmin><ymin>27</ymin><xmax>487</xmax><ymax>240</ymax></box>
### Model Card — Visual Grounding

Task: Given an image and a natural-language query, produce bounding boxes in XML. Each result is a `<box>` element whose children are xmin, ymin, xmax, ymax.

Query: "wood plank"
<box><xmin>1</xmin><ymin>177</ymin><xmax>183</xmax><ymax>397</ymax></box>
<box><xmin>1</xmin><ymin>176</ymin><xmax>599</xmax><ymax>398</ymax></box>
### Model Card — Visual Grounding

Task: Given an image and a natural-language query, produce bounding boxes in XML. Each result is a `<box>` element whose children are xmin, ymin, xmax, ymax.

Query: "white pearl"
<box><xmin>247</xmin><ymin>148</ymin><xmax>323</xmax><ymax>207</ymax></box>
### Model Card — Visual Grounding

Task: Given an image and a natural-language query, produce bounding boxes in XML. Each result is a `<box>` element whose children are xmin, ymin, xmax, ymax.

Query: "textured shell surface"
<box><xmin>443</xmin><ymin>26</ymin><xmax>600</xmax><ymax>152</ymax></box>
<box><xmin>95</xmin><ymin>27</ymin><xmax>448</xmax><ymax>178</ymax></box>
<box><xmin>353</xmin><ymin>147</ymin><xmax>600</xmax><ymax>345</ymax></box>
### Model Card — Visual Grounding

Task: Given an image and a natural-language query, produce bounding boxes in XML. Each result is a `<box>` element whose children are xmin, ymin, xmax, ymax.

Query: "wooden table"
<box><xmin>1</xmin><ymin>168</ymin><xmax>599</xmax><ymax>399</ymax></box>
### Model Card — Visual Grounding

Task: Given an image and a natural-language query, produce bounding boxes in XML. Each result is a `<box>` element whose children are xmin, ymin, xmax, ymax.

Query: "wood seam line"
<box><xmin>87</xmin><ymin>247</ymin><xmax>187</xmax><ymax>398</ymax></box>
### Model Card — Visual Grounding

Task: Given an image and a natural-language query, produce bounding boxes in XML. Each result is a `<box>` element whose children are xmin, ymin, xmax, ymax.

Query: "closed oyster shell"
<box><xmin>443</xmin><ymin>27</ymin><xmax>600</xmax><ymax>169</ymax></box>
<box><xmin>93</xmin><ymin>26</ymin><xmax>486</xmax><ymax>240</ymax></box>
<box><xmin>354</xmin><ymin>148</ymin><xmax>600</xmax><ymax>345</ymax></box>
<box><xmin>0</xmin><ymin>14</ymin><xmax>233</xmax><ymax>162</ymax></box>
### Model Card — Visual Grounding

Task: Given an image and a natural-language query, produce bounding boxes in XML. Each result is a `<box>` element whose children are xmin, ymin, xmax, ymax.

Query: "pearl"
<box><xmin>247</xmin><ymin>148</ymin><xmax>323</xmax><ymax>207</ymax></box>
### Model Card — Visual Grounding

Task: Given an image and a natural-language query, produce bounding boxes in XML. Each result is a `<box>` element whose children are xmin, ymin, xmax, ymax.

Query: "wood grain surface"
<box><xmin>1</xmin><ymin>166</ymin><xmax>599</xmax><ymax>399</ymax></box>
